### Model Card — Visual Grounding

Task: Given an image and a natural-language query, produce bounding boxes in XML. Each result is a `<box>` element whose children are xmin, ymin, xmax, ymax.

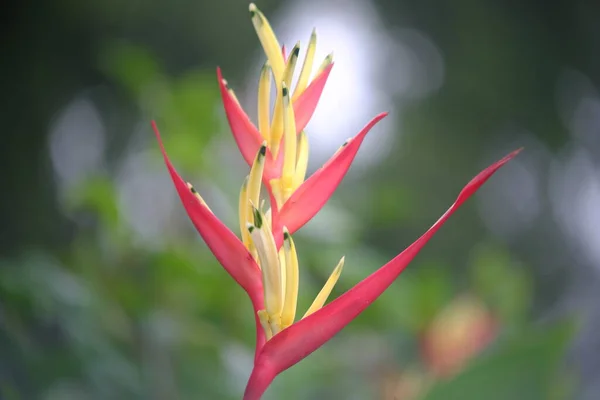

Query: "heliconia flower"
<box><xmin>152</xmin><ymin>3</ymin><xmax>522</xmax><ymax>399</ymax></box>
<box><xmin>218</xmin><ymin>3</ymin><xmax>386</xmax><ymax>246</ymax></box>
<box><xmin>242</xmin><ymin>149</ymin><xmax>521</xmax><ymax>400</ymax></box>
<box><xmin>153</xmin><ymin>117</ymin><xmax>519</xmax><ymax>397</ymax></box>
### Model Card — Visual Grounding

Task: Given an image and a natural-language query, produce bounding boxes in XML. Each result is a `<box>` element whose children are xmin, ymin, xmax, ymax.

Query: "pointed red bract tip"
<box><xmin>151</xmin><ymin>121</ymin><xmax>263</xmax><ymax>302</ymax></box>
<box><xmin>293</xmin><ymin>63</ymin><xmax>334</xmax><ymax>133</ymax></box>
<box><xmin>216</xmin><ymin>67</ymin><xmax>263</xmax><ymax>166</ymax></box>
<box><xmin>273</xmin><ymin>112</ymin><xmax>388</xmax><ymax>247</ymax></box>
<box><xmin>245</xmin><ymin>149</ymin><xmax>521</xmax><ymax>398</ymax></box>
<box><xmin>216</xmin><ymin>68</ymin><xmax>281</xmax><ymax>182</ymax></box>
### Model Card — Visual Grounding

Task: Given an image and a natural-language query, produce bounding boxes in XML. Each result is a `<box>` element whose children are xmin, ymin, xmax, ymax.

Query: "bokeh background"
<box><xmin>2</xmin><ymin>0</ymin><xmax>600</xmax><ymax>398</ymax></box>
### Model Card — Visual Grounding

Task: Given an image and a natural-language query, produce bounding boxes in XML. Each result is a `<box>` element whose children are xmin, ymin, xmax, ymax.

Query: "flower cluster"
<box><xmin>152</xmin><ymin>4</ymin><xmax>520</xmax><ymax>399</ymax></box>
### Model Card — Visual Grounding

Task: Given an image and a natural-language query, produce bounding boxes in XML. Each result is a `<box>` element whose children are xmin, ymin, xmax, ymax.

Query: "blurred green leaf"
<box><xmin>413</xmin><ymin>264</ymin><xmax>454</xmax><ymax>330</ymax></box>
<box><xmin>369</xmin><ymin>262</ymin><xmax>454</xmax><ymax>333</ymax></box>
<box><xmin>159</xmin><ymin>70</ymin><xmax>220</xmax><ymax>171</ymax></box>
<box><xmin>422</xmin><ymin>322</ymin><xmax>575</xmax><ymax>400</ymax></box>
<box><xmin>67</xmin><ymin>176</ymin><xmax>120</xmax><ymax>231</ymax></box>
<box><xmin>100</xmin><ymin>42</ymin><xmax>161</xmax><ymax>96</ymax></box>
<box><xmin>469</xmin><ymin>244</ymin><xmax>532</xmax><ymax>325</ymax></box>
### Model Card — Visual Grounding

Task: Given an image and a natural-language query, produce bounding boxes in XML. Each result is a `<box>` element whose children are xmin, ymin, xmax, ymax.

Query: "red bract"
<box><xmin>216</xmin><ymin>68</ymin><xmax>282</xmax><ymax>181</ymax></box>
<box><xmin>293</xmin><ymin>63</ymin><xmax>333</xmax><ymax>133</ymax></box>
<box><xmin>217</xmin><ymin>64</ymin><xmax>333</xmax><ymax>179</ymax></box>
<box><xmin>271</xmin><ymin>112</ymin><xmax>388</xmax><ymax>247</ymax></box>
<box><xmin>243</xmin><ymin>149</ymin><xmax>522</xmax><ymax>400</ymax></box>
<box><xmin>152</xmin><ymin>121</ymin><xmax>267</xmax><ymax>355</ymax></box>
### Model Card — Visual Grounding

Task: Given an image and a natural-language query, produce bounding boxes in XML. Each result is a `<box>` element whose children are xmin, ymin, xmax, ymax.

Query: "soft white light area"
<box><xmin>49</xmin><ymin>96</ymin><xmax>106</xmax><ymax>191</ymax></box>
<box><xmin>552</xmin><ymin>71</ymin><xmax>600</xmax><ymax>267</ymax></box>
<box><xmin>387</xmin><ymin>28</ymin><xmax>445</xmax><ymax>98</ymax></box>
<box><xmin>550</xmin><ymin>147</ymin><xmax>600</xmax><ymax>266</ymax></box>
<box><xmin>277</xmin><ymin>0</ymin><xmax>392</xmax><ymax>165</ymax></box>
<box><xmin>478</xmin><ymin>158</ymin><xmax>540</xmax><ymax>238</ymax></box>
<box><xmin>116</xmin><ymin>146</ymin><xmax>175</xmax><ymax>246</ymax></box>
<box><xmin>243</xmin><ymin>0</ymin><xmax>445</xmax><ymax>170</ymax></box>
<box><xmin>477</xmin><ymin>134</ymin><xmax>547</xmax><ymax>239</ymax></box>
<box><xmin>222</xmin><ymin>343</ymin><xmax>254</xmax><ymax>394</ymax></box>
<box><xmin>301</xmin><ymin>202</ymin><xmax>359</xmax><ymax>243</ymax></box>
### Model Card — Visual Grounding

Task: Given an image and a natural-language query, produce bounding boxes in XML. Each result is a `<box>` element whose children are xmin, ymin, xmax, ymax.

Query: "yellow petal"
<box><xmin>269</xmin><ymin>96</ymin><xmax>283</xmax><ymax>157</ymax></box>
<box><xmin>270</xmin><ymin>43</ymin><xmax>302</xmax><ymax>157</ymax></box>
<box><xmin>303</xmin><ymin>256</ymin><xmax>345</xmax><ymax>318</ymax></box>
<box><xmin>248</xmin><ymin>207</ymin><xmax>282</xmax><ymax>319</ymax></box>
<box><xmin>278</xmin><ymin>247</ymin><xmax>287</xmax><ymax>304</ymax></box>
<box><xmin>281</xmin><ymin>83</ymin><xmax>297</xmax><ymax>200</ymax></box>
<box><xmin>283</xmin><ymin>42</ymin><xmax>300</xmax><ymax>89</ymax></box>
<box><xmin>237</xmin><ymin>177</ymin><xmax>254</xmax><ymax>255</ymax></box>
<box><xmin>248</xmin><ymin>142</ymin><xmax>267</xmax><ymax>210</ymax></box>
<box><xmin>249</xmin><ymin>3</ymin><xmax>285</xmax><ymax>85</ymax></box>
<box><xmin>280</xmin><ymin>227</ymin><xmax>299</xmax><ymax>328</ymax></box>
<box><xmin>258</xmin><ymin>61</ymin><xmax>272</xmax><ymax>143</ymax></box>
<box><xmin>316</xmin><ymin>52</ymin><xmax>334</xmax><ymax>76</ymax></box>
<box><xmin>293</xmin><ymin>28</ymin><xmax>317</xmax><ymax>102</ymax></box>
<box><xmin>293</xmin><ymin>131</ymin><xmax>309</xmax><ymax>189</ymax></box>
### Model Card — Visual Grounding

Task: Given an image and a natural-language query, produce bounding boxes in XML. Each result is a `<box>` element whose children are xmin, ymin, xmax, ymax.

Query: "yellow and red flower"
<box><xmin>152</xmin><ymin>4</ymin><xmax>520</xmax><ymax>399</ymax></box>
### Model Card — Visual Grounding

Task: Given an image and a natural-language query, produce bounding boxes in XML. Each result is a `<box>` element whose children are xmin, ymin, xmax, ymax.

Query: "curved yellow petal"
<box><xmin>280</xmin><ymin>228</ymin><xmax>299</xmax><ymax>328</ymax></box>
<box><xmin>248</xmin><ymin>207</ymin><xmax>282</xmax><ymax>322</ymax></box>
<box><xmin>248</xmin><ymin>142</ymin><xmax>267</xmax><ymax>211</ymax></box>
<box><xmin>249</xmin><ymin>3</ymin><xmax>285</xmax><ymax>84</ymax></box>
<box><xmin>281</xmin><ymin>84</ymin><xmax>297</xmax><ymax>200</ymax></box>
<box><xmin>278</xmin><ymin>247</ymin><xmax>287</xmax><ymax>304</ymax></box>
<box><xmin>302</xmin><ymin>256</ymin><xmax>345</xmax><ymax>318</ymax></box>
<box><xmin>293</xmin><ymin>131</ymin><xmax>309</xmax><ymax>189</ymax></box>
<box><xmin>270</xmin><ymin>43</ymin><xmax>302</xmax><ymax>157</ymax></box>
<box><xmin>293</xmin><ymin>28</ymin><xmax>317</xmax><ymax>102</ymax></box>
<box><xmin>238</xmin><ymin>177</ymin><xmax>254</xmax><ymax>254</ymax></box>
<box><xmin>258</xmin><ymin>62</ymin><xmax>272</xmax><ymax>143</ymax></box>
<box><xmin>316</xmin><ymin>52</ymin><xmax>334</xmax><ymax>76</ymax></box>
<box><xmin>283</xmin><ymin>42</ymin><xmax>300</xmax><ymax>88</ymax></box>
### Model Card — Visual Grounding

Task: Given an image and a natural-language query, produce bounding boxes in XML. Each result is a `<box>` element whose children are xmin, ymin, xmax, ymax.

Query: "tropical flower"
<box><xmin>152</xmin><ymin>3</ymin><xmax>521</xmax><ymax>399</ymax></box>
